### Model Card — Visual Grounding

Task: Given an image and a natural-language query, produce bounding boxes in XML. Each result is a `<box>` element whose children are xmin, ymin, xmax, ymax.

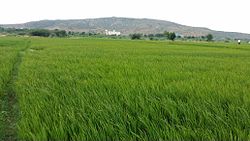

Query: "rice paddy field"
<box><xmin>0</xmin><ymin>38</ymin><xmax>29</xmax><ymax>139</ymax></box>
<box><xmin>0</xmin><ymin>37</ymin><xmax>250</xmax><ymax>140</ymax></box>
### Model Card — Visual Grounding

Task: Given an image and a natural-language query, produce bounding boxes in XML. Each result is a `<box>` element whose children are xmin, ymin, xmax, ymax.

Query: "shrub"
<box><xmin>130</xmin><ymin>33</ymin><xmax>142</xmax><ymax>40</ymax></box>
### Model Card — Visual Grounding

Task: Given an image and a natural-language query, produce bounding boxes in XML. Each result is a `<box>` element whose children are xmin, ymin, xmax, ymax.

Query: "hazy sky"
<box><xmin>1</xmin><ymin>0</ymin><xmax>250</xmax><ymax>33</ymax></box>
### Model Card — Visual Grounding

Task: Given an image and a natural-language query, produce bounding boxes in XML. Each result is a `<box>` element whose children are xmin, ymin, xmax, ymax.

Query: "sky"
<box><xmin>1</xmin><ymin>0</ymin><xmax>250</xmax><ymax>34</ymax></box>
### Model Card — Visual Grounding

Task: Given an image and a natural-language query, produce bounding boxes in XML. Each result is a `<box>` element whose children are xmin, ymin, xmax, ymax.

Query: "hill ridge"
<box><xmin>1</xmin><ymin>17</ymin><xmax>250</xmax><ymax>40</ymax></box>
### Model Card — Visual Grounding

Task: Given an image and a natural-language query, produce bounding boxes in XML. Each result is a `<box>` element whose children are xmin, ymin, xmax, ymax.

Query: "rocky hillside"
<box><xmin>1</xmin><ymin>17</ymin><xmax>250</xmax><ymax>40</ymax></box>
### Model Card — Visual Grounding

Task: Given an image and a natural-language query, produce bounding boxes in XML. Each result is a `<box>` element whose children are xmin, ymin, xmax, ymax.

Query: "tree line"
<box><xmin>130</xmin><ymin>32</ymin><xmax>213</xmax><ymax>41</ymax></box>
<box><xmin>130</xmin><ymin>32</ymin><xmax>177</xmax><ymax>41</ymax></box>
<box><xmin>0</xmin><ymin>27</ymin><xmax>108</xmax><ymax>38</ymax></box>
<box><xmin>0</xmin><ymin>27</ymin><xmax>68</xmax><ymax>37</ymax></box>
<box><xmin>0</xmin><ymin>27</ymin><xmax>214</xmax><ymax>41</ymax></box>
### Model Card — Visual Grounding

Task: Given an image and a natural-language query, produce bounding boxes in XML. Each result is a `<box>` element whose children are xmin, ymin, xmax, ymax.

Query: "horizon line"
<box><xmin>1</xmin><ymin>16</ymin><xmax>250</xmax><ymax>35</ymax></box>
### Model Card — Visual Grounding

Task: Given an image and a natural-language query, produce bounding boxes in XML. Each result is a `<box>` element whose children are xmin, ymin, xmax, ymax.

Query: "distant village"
<box><xmin>105</xmin><ymin>30</ymin><xmax>121</xmax><ymax>36</ymax></box>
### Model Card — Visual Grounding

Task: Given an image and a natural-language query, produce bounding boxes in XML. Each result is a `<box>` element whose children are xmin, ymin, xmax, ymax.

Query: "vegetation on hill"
<box><xmin>2</xmin><ymin>17</ymin><xmax>250</xmax><ymax>40</ymax></box>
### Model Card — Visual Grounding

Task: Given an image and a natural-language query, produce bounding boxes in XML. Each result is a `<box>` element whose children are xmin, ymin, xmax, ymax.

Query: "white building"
<box><xmin>105</xmin><ymin>30</ymin><xmax>121</xmax><ymax>36</ymax></box>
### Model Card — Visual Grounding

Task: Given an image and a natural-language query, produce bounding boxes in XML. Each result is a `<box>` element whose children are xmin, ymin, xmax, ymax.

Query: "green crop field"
<box><xmin>0</xmin><ymin>37</ymin><xmax>250</xmax><ymax>140</ymax></box>
<box><xmin>0</xmin><ymin>38</ymin><xmax>30</xmax><ymax>140</ymax></box>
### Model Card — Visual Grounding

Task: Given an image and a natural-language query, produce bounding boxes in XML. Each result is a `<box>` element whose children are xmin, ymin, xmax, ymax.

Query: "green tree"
<box><xmin>54</xmin><ymin>29</ymin><xmax>67</xmax><ymax>37</ymax></box>
<box><xmin>0</xmin><ymin>27</ymin><xmax>4</xmax><ymax>32</ymax></box>
<box><xmin>206</xmin><ymin>34</ymin><xmax>213</xmax><ymax>41</ymax></box>
<box><xmin>169</xmin><ymin>32</ymin><xmax>176</xmax><ymax>41</ymax></box>
<box><xmin>164</xmin><ymin>31</ymin><xmax>176</xmax><ymax>41</ymax></box>
<box><xmin>130</xmin><ymin>33</ymin><xmax>142</xmax><ymax>40</ymax></box>
<box><xmin>30</xmin><ymin>29</ymin><xmax>51</xmax><ymax>37</ymax></box>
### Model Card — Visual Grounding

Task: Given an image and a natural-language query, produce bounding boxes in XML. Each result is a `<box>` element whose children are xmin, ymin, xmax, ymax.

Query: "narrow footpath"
<box><xmin>0</xmin><ymin>40</ymin><xmax>30</xmax><ymax>141</ymax></box>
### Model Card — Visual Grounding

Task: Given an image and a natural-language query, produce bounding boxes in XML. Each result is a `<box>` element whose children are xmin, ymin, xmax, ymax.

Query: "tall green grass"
<box><xmin>0</xmin><ymin>37</ymin><xmax>26</xmax><ymax>92</ymax></box>
<box><xmin>0</xmin><ymin>37</ymin><xmax>27</xmax><ymax>138</ymax></box>
<box><xmin>10</xmin><ymin>38</ymin><xmax>250</xmax><ymax>140</ymax></box>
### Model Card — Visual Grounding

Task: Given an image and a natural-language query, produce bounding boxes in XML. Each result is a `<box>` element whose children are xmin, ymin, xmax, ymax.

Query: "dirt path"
<box><xmin>0</xmin><ymin>40</ymin><xmax>30</xmax><ymax>141</ymax></box>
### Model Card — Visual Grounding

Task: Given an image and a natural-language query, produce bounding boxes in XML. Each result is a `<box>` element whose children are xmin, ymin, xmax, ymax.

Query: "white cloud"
<box><xmin>0</xmin><ymin>0</ymin><xmax>249</xmax><ymax>33</ymax></box>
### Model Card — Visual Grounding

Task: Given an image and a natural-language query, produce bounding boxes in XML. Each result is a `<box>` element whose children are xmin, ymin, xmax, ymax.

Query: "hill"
<box><xmin>1</xmin><ymin>17</ymin><xmax>250</xmax><ymax>40</ymax></box>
